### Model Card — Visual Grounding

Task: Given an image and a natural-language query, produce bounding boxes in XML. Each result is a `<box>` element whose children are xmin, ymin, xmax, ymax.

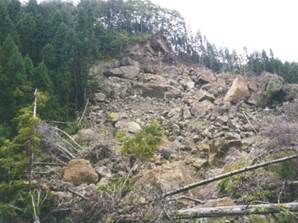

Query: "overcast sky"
<box><xmin>151</xmin><ymin>0</ymin><xmax>298</xmax><ymax>62</ymax></box>
<box><xmin>34</xmin><ymin>0</ymin><xmax>298</xmax><ymax>62</ymax></box>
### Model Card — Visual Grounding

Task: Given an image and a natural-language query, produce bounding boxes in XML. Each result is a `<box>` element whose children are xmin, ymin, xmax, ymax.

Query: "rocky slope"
<box><xmin>39</xmin><ymin>36</ymin><xmax>298</xmax><ymax>222</ymax></box>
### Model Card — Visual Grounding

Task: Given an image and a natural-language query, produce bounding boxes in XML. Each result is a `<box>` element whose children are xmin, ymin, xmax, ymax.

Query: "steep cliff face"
<box><xmin>41</xmin><ymin>36</ymin><xmax>298</xmax><ymax>222</ymax></box>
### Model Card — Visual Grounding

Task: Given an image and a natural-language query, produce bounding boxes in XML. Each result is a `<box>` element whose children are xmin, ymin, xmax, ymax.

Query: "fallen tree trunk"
<box><xmin>176</xmin><ymin>202</ymin><xmax>298</xmax><ymax>219</ymax></box>
<box><xmin>163</xmin><ymin>153</ymin><xmax>298</xmax><ymax>198</ymax></box>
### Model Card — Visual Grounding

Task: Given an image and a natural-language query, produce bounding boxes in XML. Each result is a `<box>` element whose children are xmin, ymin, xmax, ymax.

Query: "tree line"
<box><xmin>1</xmin><ymin>0</ymin><xmax>297</xmax><ymax>138</ymax></box>
<box><xmin>187</xmin><ymin>31</ymin><xmax>298</xmax><ymax>83</ymax></box>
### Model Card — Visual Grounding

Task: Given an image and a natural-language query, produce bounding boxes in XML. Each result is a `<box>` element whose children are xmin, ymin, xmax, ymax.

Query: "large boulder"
<box><xmin>262</xmin><ymin>73</ymin><xmax>284</xmax><ymax>95</ymax></box>
<box><xmin>193</xmin><ymin>68</ymin><xmax>217</xmax><ymax>85</ymax></box>
<box><xmin>150</xmin><ymin>35</ymin><xmax>171</xmax><ymax>54</ymax></box>
<box><xmin>224</xmin><ymin>76</ymin><xmax>250</xmax><ymax>104</ymax></box>
<box><xmin>63</xmin><ymin>159</ymin><xmax>98</xmax><ymax>186</ymax></box>
<box><xmin>134</xmin><ymin>161</ymin><xmax>196</xmax><ymax>195</ymax></box>
<box><xmin>248</xmin><ymin>73</ymin><xmax>287</xmax><ymax>106</ymax></box>
<box><xmin>179</xmin><ymin>77</ymin><xmax>195</xmax><ymax>90</ymax></box>
<box><xmin>208</xmin><ymin>139</ymin><xmax>243</xmax><ymax>165</ymax></box>
<box><xmin>104</xmin><ymin>65</ymin><xmax>140</xmax><ymax>80</ymax></box>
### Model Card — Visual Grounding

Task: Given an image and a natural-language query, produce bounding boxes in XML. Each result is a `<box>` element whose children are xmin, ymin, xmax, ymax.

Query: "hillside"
<box><xmin>1</xmin><ymin>0</ymin><xmax>298</xmax><ymax>223</ymax></box>
<box><xmin>21</xmin><ymin>36</ymin><xmax>298</xmax><ymax>222</ymax></box>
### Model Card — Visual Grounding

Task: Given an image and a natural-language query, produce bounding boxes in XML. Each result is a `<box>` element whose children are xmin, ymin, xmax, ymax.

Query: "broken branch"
<box><xmin>175</xmin><ymin>202</ymin><xmax>298</xmax><ymax>219</ymax></box>
<box><xmin>52</xmin><ymin>126</ymin><xmax>83</xmax><ymax>150</ymax></box>
<box><xmin>163</xmin><ymin>153</ymin><xmax>298</xmax><ymax>198</ymax></box>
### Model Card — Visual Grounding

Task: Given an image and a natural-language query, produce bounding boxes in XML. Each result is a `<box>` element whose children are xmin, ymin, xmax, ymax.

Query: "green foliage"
<box><xmin>218</xmin><ymin>161</ymin><xmax>279</xmax><ymax>202</ymax></box>
<box><xmin>0</xmin><ymin>91</ymin><xmax>48</xmax><ymax>222</ymax></box>
<box><xmin>248</xmin><ymin>215</ymin><xmax>269</xmax><ymax>223</ymax></box>
<box><xmin>275</xmin><ymin>206</ymin><xmax>298</xmax><ymax>223</ymax></box>
<box><xmin>274</xmin><ymin>160</ymin><xmax>296</xmax><ymax>180</ymax></box>
<box><xmin>115</xmin><ymin>130</ymin><xmax>127</xmax><ymax>143</ymax></box>
<box><xmin>64</xmin><ymin>120</ymin><xmax>90</xmax><ymax>135</ymax></box>
<box><xmin>217</xmin><ymin>161</ymin><xmax>246</xmax><ymax>196</ymax></box>
<box><xmin>64</xmin><ymin>122</ymin><xmax>81</xmax><ymax>135</ymax></box>
<box><xmin>119</xmin><ymin>121</ymin><xmax>163</xmax><ymax>160</ymax></box>
<box><xmin>97</xmin><ymin>176</ymin><xmax>134</xmax><ymax>198</ymax></box>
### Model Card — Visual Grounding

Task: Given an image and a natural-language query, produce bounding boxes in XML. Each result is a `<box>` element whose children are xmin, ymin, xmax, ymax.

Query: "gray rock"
<box><xmin>115</xmin><ymin>120</ymin><xmax>142</xmax><ymax>133</ymax></box>
<box><xmin>180</xmin><ymin>77</ymin><xmax>195</xmax><ymax>90</ymax></box>
<box><xmin>191</xmin><ymin>100</ymin><xmax>215</xmax><ymax>117</ymax></box>
<box><xmin>224</xmin><ymin>76</ymin><xmax>250</xmax><ymax>104</ymax></box>
<box><xmin>198</xmin><ymin>90</ymin><xmax>216</xmax><ymax>102</ymax></box>
<box><xmin>94</xmin><ymin>92</ymin><xmax>106</xmax><ymax>102</ymax></box>
<box><xmin>263</xmin><ymin>73</ymin><xmax>284</xmax><ymax>94</ymax></box>
<box><xmin>104</xmin><ymin>65</ymin><xmax>140</xmax><ymax>79</ymax></box>
<box><xmin>95</xmin><ymin>166</ymin><xmax>112</xmax><ymax>178</ymax></box>
<box><xmin>73</xmin><ymin>128</ymin><xmax>98</xmax><ymax>143</ymax></box>
<box><xmin>183</xmin><ymin>107</ymin><xmax>192</xmax><ymax>119</ymax></box>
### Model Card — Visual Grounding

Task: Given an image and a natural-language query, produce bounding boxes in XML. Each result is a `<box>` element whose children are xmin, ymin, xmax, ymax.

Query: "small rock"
<box><xmin>180</xmin><ymin>78</ymin><xmax>195</xmax><ymax>90</ymax></box>
<box><xmin>198</xmin><ymin>90</ymin><xmax>216</xmax><ymax>102</ymax></box>
<box><xmin>183</xmin><ymin>107</ymin><xmax>192</xmax><ymax>119</ymax></box>
<box><xmin>74</xmin><ymin>128</ymin><xmax>98</xmax><ymax>143</ymax></box>
<box><xmin>191</xmin><ymin>100</ymin><xmax>215</xmax><ymax>117</ymax></box>
<box><xmin>108</xmin><ymin>112</ymin><xmax>127</xmax><ymax>123</ymax></box>
<box><xmin>192</xmin><ymin>158</ymin><xmax>208</xmax><ymax>170</ymax></box>
<box><xmin>94</xmin><ymin>92</ymin><xmax>106</xmax><ymax>102</ymax></box>
<box><xmin>160</xmin><ymin>148</ymin><xmax>172</xmax><ymax>160</ymax></box>
<box><xmin>115</xmin><ymin>120</ymin><xmax>142</xmax><ymax>133</ymax></box>
<box><xmin>216</xmin><ymin>115</ymin><xmax>229</xmax><ymax>124</ymax></box>
<box><xmin>95</xmin><ymin>166</ymin><xmax>112</xmax><ymax>178</ymax></box>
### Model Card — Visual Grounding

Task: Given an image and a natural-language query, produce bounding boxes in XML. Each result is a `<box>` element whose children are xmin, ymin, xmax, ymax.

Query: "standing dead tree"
<box><xmin>29</xmin><ymin>89</ymin><xmax>41</xmax><ymax>223</ymax></box>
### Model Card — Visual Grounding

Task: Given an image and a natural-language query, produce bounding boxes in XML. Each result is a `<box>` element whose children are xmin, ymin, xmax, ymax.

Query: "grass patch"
<box><xmin>119</xmin><ymin>121</ymin><xmax>163</xmax><ymax>161</ymax></box>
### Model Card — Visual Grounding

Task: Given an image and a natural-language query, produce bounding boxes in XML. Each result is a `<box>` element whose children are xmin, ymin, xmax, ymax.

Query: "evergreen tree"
<box><xmin>32</xmin><ymin>62</ymin><xmax>52</xmax><ymax>92</ymax></box>
<box><xmin>16</xmin><ymin>12</ymin><xmax>37</xmax><ymax>60</ymax></box>
<box><xmin>0</xmin><ymin>35</ymin><xmax>28</xmax><ymax>123</ymax></box>
<box><xmin>0</xmin><ymin>1</ymin><xmax>14</xmax><ymax>43</ymax></box>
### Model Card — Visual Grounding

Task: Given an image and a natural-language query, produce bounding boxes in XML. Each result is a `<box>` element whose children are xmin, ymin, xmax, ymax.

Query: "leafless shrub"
<box><xmin>81</xmin><ymin>143</ymin><xmax>114</xmax><ymax>163</ymax></box>
<box><xmin>71</xmin><ymin>192</ymin><xmax>116</xmax><ymax>223</ymax></box>
<box><xmin>37</xmin><ymin>121</ymin><xmax>59</xmax><ymax>150</ymax></box>
<box><xmin>69</xmin><ymin>185</ymin><xmax>176</xmax><ymax>223</ymax></box>
<box><xmin>280</xmin><ymin>101</ymin><xmax>298</xmax><ymax>121</ymax></box>
<box><xmin>261</xmin><ymin>122</ymin><xmax>298</xmax><ymax>150</ymax></box>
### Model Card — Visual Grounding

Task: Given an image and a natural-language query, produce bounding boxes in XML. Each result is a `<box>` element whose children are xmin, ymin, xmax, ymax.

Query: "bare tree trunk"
<box><xmin>163</xmin><ymin>153</ymin><xmax>298</xmax><ymax>198</ymax></box>
<box><xmin>175</xmin><ymin>202</ymin><xmax>298</xmax><ymax>219</ymax></box>
<box><xmin>30</xmin><ymin>89</ymin><xmax>41</xmax><ymax>223</ymax></box>
<box><xmin>29</xmin><ymin>89</ymin><xmax>38</xmax><ymax>192</ymax></box>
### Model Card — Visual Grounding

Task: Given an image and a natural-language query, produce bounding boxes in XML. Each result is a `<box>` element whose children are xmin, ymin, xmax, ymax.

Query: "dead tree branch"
<box><xmin>67</xmin><ymin>188</ymin><xmax>88</xmax><ymax>201</ymax></box>
<box><xmin>55</xmin><ymin>143</ymin><xmax>75</xmax><ymax>159</ymax></box>
<box><xmin>52</xmin><ymin>126</ymin><xmax>83</xmax><ymax>150</ymax></box>
<box><xmin>78</xmin><ymin>98</ymin><xmax>89</xmax><ymax>125</ymax></box>
<box><xmin>175</xmin><ymin>202</ymin><xmax>298</xmax><ymax>219</ymax></box>
<box><xmin>242</xmin><ymin>111</ymin><xmax>258</xmax><ymax>134</ymax></box>
<box><xmin>163</xmin><ymin>153</ymin><xmax>298</xmax><ymax>198</ymax></box>
<box><xmin>172</xmin><ymin>196</ymin><xmax>205</xmax><ymax>204</ymax></box>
